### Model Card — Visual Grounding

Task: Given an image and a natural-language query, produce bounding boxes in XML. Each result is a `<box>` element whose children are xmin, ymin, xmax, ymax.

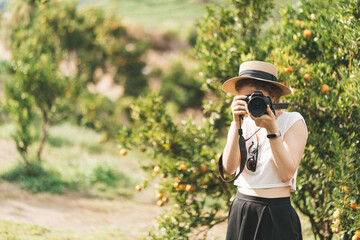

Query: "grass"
<box><xmin>0</xmin><ymin>122</ymin><xmax>141</xmax><ymax>198</ymax></box>
<box><xmin>90</xmin><ymin>0</ymin><xmax>226</xmax><ymax>40</ymax></box>
<box><xmin>89</xmin><ymin>0</ymin><xmax>299</xmax><ymax>40</ymax></box>
<box><xmin>98</xmin><ymin>0</ymin><xmax>224</xmax><ymax>27</ymax></box>
<box><xmin>0</xmin><ymin>219</ymin><xmax>125</xmax><ymax>240</ymax></box>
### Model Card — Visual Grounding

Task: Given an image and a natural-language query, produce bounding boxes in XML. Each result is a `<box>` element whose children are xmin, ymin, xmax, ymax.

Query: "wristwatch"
<box><xmin>267</xmin><ymin>132</ymin><xmax>281</xmax><ymax>138</ymax></box>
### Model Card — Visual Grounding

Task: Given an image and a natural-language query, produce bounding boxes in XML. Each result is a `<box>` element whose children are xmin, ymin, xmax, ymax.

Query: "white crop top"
<box><xmin>234</xmin><ymin>111</ymin><xmax>307</xmax><ymax>192</ymax></box>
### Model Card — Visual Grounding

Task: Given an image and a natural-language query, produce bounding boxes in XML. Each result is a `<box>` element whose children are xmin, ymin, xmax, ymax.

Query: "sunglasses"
<box><xmin>246</xmin><ymin>141</ymin><xmax>259</xmax><ymax>172</ymax></box>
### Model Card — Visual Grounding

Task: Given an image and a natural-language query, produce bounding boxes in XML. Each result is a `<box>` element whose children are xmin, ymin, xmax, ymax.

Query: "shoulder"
<box><xmin>280</xmin><ymin>111</ymin><xmax>306</xmax><ymax>124</ymax></box>
<box><xmin>281</xmin><ymin>111</ymin><xmax>304</xmax><ymax>120</ymax></box>
<box><xmin>278</xmin><ymin>111</ymin><xmax>308</xmax><ymax>135</ymax></box>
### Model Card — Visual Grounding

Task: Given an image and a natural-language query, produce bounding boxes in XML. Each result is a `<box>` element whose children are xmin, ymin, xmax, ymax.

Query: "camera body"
<box><xmin>244</xmin><ymin>91</ymin><xmax>289</xmax><ymax>117</ymax></box>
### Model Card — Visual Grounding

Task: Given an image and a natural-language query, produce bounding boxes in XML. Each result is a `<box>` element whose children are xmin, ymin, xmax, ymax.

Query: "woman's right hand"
<box><xmin>231</xmin><ymin>95</ymin><xmax>248</xmax><ymax>123</ymax></box>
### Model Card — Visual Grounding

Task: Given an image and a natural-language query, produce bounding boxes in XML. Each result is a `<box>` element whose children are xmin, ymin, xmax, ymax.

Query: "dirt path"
<box><xmin>0</xmin><ymin>181</ymin><xmax>162</xmax><ymax>238</ymax></box>
<box><xmin>0</xmin><ymin>181</ymin><xmax>227</xmax><ymax>239</ymax></box>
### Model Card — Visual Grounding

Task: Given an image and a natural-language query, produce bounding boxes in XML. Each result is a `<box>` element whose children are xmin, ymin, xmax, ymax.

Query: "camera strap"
<box><xmin>218</xmin><ymin>116</ymin><xmax>248</xmax><ymax>183</ymax></box>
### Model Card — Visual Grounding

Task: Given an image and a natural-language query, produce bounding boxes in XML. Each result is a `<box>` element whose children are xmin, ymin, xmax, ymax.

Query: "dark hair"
<box><xmin>235</xmin><ymin>79</ymin><xmax>282</xmax><ymax>103</ymax></box>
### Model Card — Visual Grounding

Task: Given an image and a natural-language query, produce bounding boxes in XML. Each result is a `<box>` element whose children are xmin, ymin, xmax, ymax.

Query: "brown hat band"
<box><xmin>239</xmin><ymin>70</ymin><xmax>278</xmax><ymax>82</ymax></box>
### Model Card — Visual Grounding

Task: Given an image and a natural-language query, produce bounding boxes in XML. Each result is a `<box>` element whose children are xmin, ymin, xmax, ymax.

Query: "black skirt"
<box><xmin>226</xmin><ymin>191</ymin><xmax>302</xmax><ymax>240</ymax></box>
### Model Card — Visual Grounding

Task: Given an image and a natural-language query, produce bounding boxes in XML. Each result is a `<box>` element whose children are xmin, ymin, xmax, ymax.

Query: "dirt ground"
<box><xmin>0</xmin><ymin>182</ymin><xmax>227</xmax><ymax>239</ymax></box>
<box><xmin>0</xmin><ymin>181</ymin><xmax>160</xmax><ymax>238</ymax></box>
<box><xmin>0</xmin><ymin>139</ymin><xmax>227</xmax><ymax>239</ymax></box>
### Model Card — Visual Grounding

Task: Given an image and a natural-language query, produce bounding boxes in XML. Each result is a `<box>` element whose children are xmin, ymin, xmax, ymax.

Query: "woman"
<box><xmin>220</xmin><ymin>61</ymin><xmax>308</xmax><ymax>240</ymax></box>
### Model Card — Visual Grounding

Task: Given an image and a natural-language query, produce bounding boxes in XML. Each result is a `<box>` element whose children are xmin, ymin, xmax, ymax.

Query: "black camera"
<box><xmin>244</xmin><ymin>91</ymin><xmax>290</xmax><ymax>117</ymax></box>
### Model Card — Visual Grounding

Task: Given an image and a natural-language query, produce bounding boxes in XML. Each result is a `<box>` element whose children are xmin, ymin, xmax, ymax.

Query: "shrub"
<box><xmin>1</xmin><ymin>161</ymin><xmax>67</xmax><ymax>194</ymax></box>
<box><xmin>159</xmin><ymin>61</ymin><xmax>204</xmax><ymax>111</ymax></box>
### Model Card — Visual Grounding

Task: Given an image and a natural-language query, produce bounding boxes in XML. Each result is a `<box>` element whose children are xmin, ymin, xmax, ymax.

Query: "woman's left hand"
<box><xmin>249</xmin><ymin>105</ymin><xmax>279</xmax><ymax>133</ymax></box>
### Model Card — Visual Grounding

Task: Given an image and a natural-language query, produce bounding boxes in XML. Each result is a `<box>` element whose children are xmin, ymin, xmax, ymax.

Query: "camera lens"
<box><xmin>248</xmin><ymin>97</ymin><xmax>267</xmax><ymax>117</ymax></box>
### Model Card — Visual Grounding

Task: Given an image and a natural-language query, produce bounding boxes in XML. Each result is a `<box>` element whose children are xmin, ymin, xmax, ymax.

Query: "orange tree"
<box><xmin>119</xmin><ymin>0</ymin><xmax>359</xmax><ymax>239</ymax></box>
<box><xmin>117</xmin><ymin>0</ymin><xmax>275</xmax><ymax>239</ymax></box>
<box><xmin>268</xmin><ymin>0</ymin><xmax>360</xmax><ymax>239</ymax></box>
<box><xmin>4</xmin><ymin>0</ymin><xmax>148</xmax><ymax>165</ymax></box>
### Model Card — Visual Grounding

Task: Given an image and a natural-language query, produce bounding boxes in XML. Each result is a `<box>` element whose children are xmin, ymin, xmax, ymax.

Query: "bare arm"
<box><xmin>251</xmin><ymin>106</ymin><xmax>308</xmax><ymax>182</ymax></box>
<box><xmin>222</xmin><ymin>121</ymin><xmax>241</xmax><ymax>175</ymax></box>
<box><xmin>222</xmin><ymin>95</ymin><xmax>248</xmax><ymax>175</ymax></box>
<box><xmin>267</xmin><ymin>119</ymin><xmax>307</xmax><ymax>182</ymax></box>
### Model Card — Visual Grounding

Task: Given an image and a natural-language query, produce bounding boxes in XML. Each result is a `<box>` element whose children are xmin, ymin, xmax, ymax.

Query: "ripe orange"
<box><xmin>200</xmin><ymin>165</ymin><xmax>208</xmax><ymax>173</ymax></box>
<box><xmin>303</xmin><ymin>29</ymin><xmax>312</xmax><ymax>38</ymax></box>
<box><xmin>300</xmin><ymin>58</ymin><xmax>306</xmax><ymax>65</ymax></box>
<box><xmin>140</xmin><ymin>146</ymin><xmax>146</xmax><ymax>153</ymax></box>
<box><xmin>156</xmin><ymin>200</ymin><xmax>164</xmax><ymax>207</ymax></box>
<box><xmin>173</xmin><ymin>182</ymin><xmax>179</xmax><ymax>188</ymax></box>
<box><xmin>332</xmin><ymin>71</ymin><xmax>337</xmax><ymax>79</ymax></box>
<box><xmin>179</xmin><ymin>184</ymin><xmax>186</xmax><ymax>190</ymax></box>
<box><xmin>352</xmin><ymin>235</ymin><xmax>358</xmax><ymax>240</ymax></box>
<box><xmin>332</xmin><ymin>209</ymin><xmax>340</xmax><ymax>219</ymax></box>
<box><xmin>350</xmin><ymin>202</ymin><xmax>358</xmax><ymax>210</ymax></box>
<box><xmin>155</xmin><ymin>192</ymin><xmax>163</xmax><ymax>200</ymax></box>
<box><xmin>331</xmin><ymin>225</ymin><xmax>341</xmax><ymax>233</ymax></box>
<box><xmin>186</xmin><ymin>184</ymin><xmax>196</xmax><ymax>192</ymax></box>
<box><xmin>162</xmin><ymin>196</ymin><xmax>169</xmax><ymax>203</ymax></box>
<box><xmin>161</xmin><ymin>173</ymin><xmax>167</xmax><ymax>179</ymax></box>
<box><xmin>89</xmin><ymin>103</ymin><xmax>96</xmax><ymax>110</ymax></box>
<box><xmin>135</xmin><ymin>185</ymin><xmax>142</xmax><ymax>191</ymax></box>
<box><xmin>303</xmin><ymin>73</ymin><xmax>311</xmax><ymax>82</ymax></box>
<box><xmin>179</xmin><ymin>164</ymin><xmax>188</xmax><ymax>171</ymax></box>
<box><xmin>153</xmin><ymin>166</ymin><xmax>160</xmax><ymax>174</ymax></box>
<box><xmin>342</xmin><ymin>186</ymin><xmax>350</xmax><ymax>195</ymax></box>
<box><xmin>65</xmin><ymin>91</ymin><xmax>71</xmax><ymax>99</ymax></box>
<box><xmin>284</xmin><ymin>66</ymin><xmax>293</xmax><ymax>74</ymax></box>
<box><xmin>355</xmin><ymin>230</ymin><xmax>360</xmax><ymax>238</ymax></box>
<box><xmin>120</xmin><ymin>148</ymin><xmax>127</xmax><ymax>156</ymax></box>
<box><xmin>293</xmin><ymin>34</ymin><xmax>298</xmax><ymax>41</ymax></box>
<box><xmin>321</xmin><ymin>84</ymin><xmax>330</xmax><ymax>94</ymax></box>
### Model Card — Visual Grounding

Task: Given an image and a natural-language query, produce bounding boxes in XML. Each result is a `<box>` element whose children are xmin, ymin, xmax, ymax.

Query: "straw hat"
<box><xmin>222</xmin><ymin>61</ymin><xmax>292</xmax><ymax>96</ymax></box>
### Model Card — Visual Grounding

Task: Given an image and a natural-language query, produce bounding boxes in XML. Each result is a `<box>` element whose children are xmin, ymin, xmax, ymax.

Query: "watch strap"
<box><xmin>267</xmin><ymin>132</ymin><xmax>281</xmax><ymax>138</ymax></box>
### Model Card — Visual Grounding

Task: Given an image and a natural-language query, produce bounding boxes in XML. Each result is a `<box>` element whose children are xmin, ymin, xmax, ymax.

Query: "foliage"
<box><xmin>5</xmin><ymin>82</ymin><xmax>36</xmax><ymax>165</ymax></box>
<box><xmin>4</xmin><ymin>0</ymin><xmax>148</xmax><ymax>164</ymax></box>
<box><xmin>76</xmin><ymin>91</ymin><xmax>133</xmax><ymax>140</ymax></box>
<box><xmin>268</xmin><ymin>0</ymin><xmax>360</xmax><ymax>238</ymax></box>
<box><xmin>91</xmin><ymin>164</ymin><xmax>133</xmax><ymax>188</ymax></box>
<box><xmin>1</xmin><ymin>161</ymin><xmax>68</xmax><ymax>194</ymax></box>
<box><xmin>158</xmin><ymin>61</ymin><xmax>204</xmax><ymax>111</ymax></box>
<box><xmin>0</xmin><ymin>159</ymin><xmax>133</xmax><ymax>194</ymax></box>
<box><xmin>118</xmin><ymin>93</ymin><xmax>232</xmax><ymax>239</ymax></box>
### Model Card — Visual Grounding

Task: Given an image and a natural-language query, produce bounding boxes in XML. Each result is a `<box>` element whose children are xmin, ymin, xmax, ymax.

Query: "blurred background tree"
<box><xmin>4</xmin><ymin>0</ymin><xmax>149</xmax><ymax>166</ymax></box>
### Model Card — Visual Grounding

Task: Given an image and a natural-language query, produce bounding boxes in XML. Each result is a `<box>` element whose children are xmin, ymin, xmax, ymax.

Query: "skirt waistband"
<box><xmin>235</xmin><ymin>191</ymin><xmax>291</xmax><ymax>206</ymax></box>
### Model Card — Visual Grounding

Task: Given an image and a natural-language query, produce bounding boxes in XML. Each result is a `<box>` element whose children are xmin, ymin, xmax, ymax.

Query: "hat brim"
<box><xmin>222</xmin><ymin>76</ymin><xmax>292</xmax><ymax>96</ymax></box>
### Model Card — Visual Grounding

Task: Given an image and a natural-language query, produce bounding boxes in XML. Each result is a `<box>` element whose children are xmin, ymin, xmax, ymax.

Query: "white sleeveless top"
<box><xmin>234</xmin><ymin>111</ymin><xmax>307</xmax><ymax>192</ymax></box>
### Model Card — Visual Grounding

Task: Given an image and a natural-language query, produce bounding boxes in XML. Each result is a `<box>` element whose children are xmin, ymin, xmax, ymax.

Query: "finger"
<box><xmin>231</xmin><ymin>100</ymin><xmax>247</xmax><ymax>108</ymax></box>
<box><xmin>233</xmin><ymin>110</ymin><xmax>247</xmax><ymax>116</ymax></box>
<box><xmin>233</xmin><ymin>95</ymin><xmax>248</xmax><ymax>102</ymax></box>
<box><xmin>232</xmin><ymin>104</ymin><xmax>247</xmax><ymax>111</ymax></box>
<box><xmin>266</xmin><ymin>105</ymin><xmax>275</xmax><ymax>118</ymax></box>
<box><xmin>248</xmin><ymin>112</ymin><xmax>258</xmax><ymax>121</ymax></box>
